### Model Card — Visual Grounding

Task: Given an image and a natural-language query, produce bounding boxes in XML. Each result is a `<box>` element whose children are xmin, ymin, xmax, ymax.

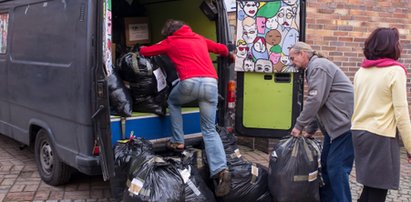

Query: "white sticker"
<box><xmin>128</xmin><ymin>178</ymin><xmax>144</xmax><ymax>196</ymax></box>
<box><xmin>271</xmin><ymin>151</ymin><xmax>278</xmax><ymax>158</ymax></box>
<box><xmin>234</xmin><ymin>149</ymin><xmax>242</xmax><ymax>158</ymax></box>
<box><xmin>308</xmin><ymin>170</ymin><xmax>318</xmax><ymax>182</ymax></box>
<box><xmin>178</xmin><ymin>167</ymin><xmax>191</xmax><ymax>183</ymax></box>
<box><xmin>187</xmin><ymin>179</ymin><xmax>201</xmax><ymax>196</ymax></box>
<box><xmin>308</xmin><ymin>89</ymin><xmax>318</xmax><ymax>96</ymax></box>
<box><xmin>251</xmin><ymin>165</ymin><xmax>259</xmax><ymax>177</ymax></box>
<box><xmin>153</xmin><ymin>68</ymin><xmax>167</xmax><ymax>92</ymax></box>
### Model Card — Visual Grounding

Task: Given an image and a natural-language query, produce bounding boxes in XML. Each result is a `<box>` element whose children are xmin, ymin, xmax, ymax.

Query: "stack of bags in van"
<box><xmin>116</xmin><ymin>52</ymin><xmax>169</xmax><ymax>116</ymax></box>
<box><xmin>107</xmin><ymin>69</ymin><xmax>133</xmax><ymax>117</ymax></box>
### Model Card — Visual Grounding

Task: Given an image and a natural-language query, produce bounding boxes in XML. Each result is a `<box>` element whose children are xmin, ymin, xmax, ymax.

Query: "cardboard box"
<box><xmin>124</xmin><ymin>17</ymin><xmax>150</xmax><ymax>47</ymax></box>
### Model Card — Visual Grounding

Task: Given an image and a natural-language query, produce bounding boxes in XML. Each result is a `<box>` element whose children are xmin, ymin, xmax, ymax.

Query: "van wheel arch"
<box><xmin>34</xmin><ymin>129</ymin><xmax>72</xmax><ymax>185</ymax></box>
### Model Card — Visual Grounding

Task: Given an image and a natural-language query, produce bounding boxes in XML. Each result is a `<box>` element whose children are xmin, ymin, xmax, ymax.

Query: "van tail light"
<box><xmin>227</xmin><ymin>80</ymin><xmax>236</xmax><ymax>109</ymax></box>
<box><xmin>92</xmin><ymin>144</ymin><xmax>100</xmax><ymax>156</ymax></box>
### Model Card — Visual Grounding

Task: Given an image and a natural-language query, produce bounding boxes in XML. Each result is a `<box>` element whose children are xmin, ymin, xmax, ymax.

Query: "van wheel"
<box><xmin>34</xmin><ymin>129</ymin><xmax>72</xmax><ymax>185</ymax></box>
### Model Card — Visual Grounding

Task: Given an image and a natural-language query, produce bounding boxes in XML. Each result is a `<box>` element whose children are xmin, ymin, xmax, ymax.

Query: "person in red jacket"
<box><xmin>140</xmin><ymin>19</ymin><xmax>231</xmax><ymax>197</ymax></box>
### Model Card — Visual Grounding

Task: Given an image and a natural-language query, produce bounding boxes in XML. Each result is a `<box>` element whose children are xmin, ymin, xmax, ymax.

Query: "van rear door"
<box><xmin>234</xmin><ymin>0</ymin><xmax>307</xmax><ymax>138</ymax></box>
<box><xmin>94</xmin><ymin>0</ymin><xmax>115</xmax><ymax>181</ymax></box>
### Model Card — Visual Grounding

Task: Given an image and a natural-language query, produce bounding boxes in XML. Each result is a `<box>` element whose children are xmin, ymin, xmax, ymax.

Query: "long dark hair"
<box><xmin>363</xmin><ymin>27</ymin><xmax>401</xmax><ymax>60</ymax></box>
<box><xmin>161</xmin><ymin>19</ymin><xmax>185</xmax><ymax>37</ymax></box>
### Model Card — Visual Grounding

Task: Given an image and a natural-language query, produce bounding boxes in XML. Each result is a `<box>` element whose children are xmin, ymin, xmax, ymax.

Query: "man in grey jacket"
<box><xmin>289</xmin><ymin>42</ymin><xmax>354</xmax><ymax>202</ymax></box>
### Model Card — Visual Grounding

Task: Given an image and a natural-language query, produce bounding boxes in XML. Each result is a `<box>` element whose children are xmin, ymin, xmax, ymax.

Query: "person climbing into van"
<box><xmin>288</xmin><ymin>42</ymin><xmax>355</xmax><ymax>202</ymax></box>
<box><xmin>139</xmin><ymin>19</ymin><xmax>231</xmax><ymax>197</ymax></box>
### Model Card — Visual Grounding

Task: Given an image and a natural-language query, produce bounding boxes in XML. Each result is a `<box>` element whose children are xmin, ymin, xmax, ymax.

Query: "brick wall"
<box><xmin>232</xmin><ymin>1</ymin><xmax>411</xmax><ymax>153</ymax></box>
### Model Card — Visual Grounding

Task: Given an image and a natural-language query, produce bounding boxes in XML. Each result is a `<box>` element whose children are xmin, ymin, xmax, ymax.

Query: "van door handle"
<box><xmin>91</xmin><ymin>105</ymin><xmax>104</xmax><ymax>119</ymax></box>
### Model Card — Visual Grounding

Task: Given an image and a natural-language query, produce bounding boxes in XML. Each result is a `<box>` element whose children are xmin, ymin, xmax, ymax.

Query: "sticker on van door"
<box><xmin>235</xmin><ymin>1</ymin><xmax>301</xmax><ymax>73</ymax></box>
<box><xmin>0</xmin><ymin>13</ymin><xmax>9</xmax><ymax>54</ymax></box>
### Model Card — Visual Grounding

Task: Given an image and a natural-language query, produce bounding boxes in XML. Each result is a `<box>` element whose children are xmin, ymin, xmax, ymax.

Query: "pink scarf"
<box><xmin>361</xmin><ymin>58</ymin><xmax>408</xmax><ymax>74</ymax></box>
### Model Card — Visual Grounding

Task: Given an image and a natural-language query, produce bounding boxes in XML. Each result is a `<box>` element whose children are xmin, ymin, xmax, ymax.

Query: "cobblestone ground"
<box><xmin>0</xmin><ymin>135</ymin><xmax>409</xmax><ymax>201</ymax></box>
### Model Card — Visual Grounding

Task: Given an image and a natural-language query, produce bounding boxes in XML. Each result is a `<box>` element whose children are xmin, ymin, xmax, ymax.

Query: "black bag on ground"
<box><xmin>124</xmin><ymin>155</ymin><xmax>184</xmax><ymax>202</ymax></box>
<box><xmin>107</xmin><ymin>70</ymin><xmax>133</xmax><ymax>117</ymax></box>
<box><xmin>217</xmin><ymin>127</ymin><xmax>243</xmax><ymax>166</ymax></box>
<box><xmin>182</xmin><ymin>148</ymin><xmax>211</xmax><ymax>185</ymax></box>
<box><xmin>218</xmin><ymin>161</ymin><xmax>271</xmax><ymax>202</ymax></box>
<box><xmin>111</xmin><ymin>138</ymin><xmax>154</xmax><ymax>201</ymax></box>
<box><xmin>268</xmin><ymin>136</ymin><xmax>322</xmax><ymax>202</ymax></box>
<box><xmin>172</xmin><ymin>153</ymin><xmax>216</xmax><ymax>202</ymax></box>
<box><xmin>202</xmin><ymin>127</ymin><xmax>272</xmax><ymax>202</ymax></box>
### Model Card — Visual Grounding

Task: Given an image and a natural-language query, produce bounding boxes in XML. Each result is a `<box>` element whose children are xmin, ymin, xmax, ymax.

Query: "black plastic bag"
<box><xmin>132</xmin><ymin>88</ymin><xmax>168</xmax><ymax>116</ymax></box>
<box><xmin>111</xmin><ymin>138</ymin><xmax>154</xmax><ymax>201</ymax></box>
<box><xmin>118</xmin><ymin>52</ymin><xmax>154</xmax><ymax>82</ymax></box>
<box><xmin>219</xmin><ymin>162</ymin><xmax>271</xmax><ymax>202</ymax></box>
<box><xmin>107</xmin><ymin>70</ymin><xmax>133</xmax><ymax>117</ymax></box>
<box><xmin>183</xmin><ymin>148</ymin><xmax>212</xmax><ymax>189</ymax></box>
<box><xmin>124</xmin><ymin>155</ymin><xmax>185</xmax><ymax>202</ymax></box>
<box><xmin>118</xmin><ymin>52</ymin><xmax>168</xmax><ymax>115</ymax></box>
<box><xmin>268</xmin><ymin>136</ymin><xmax>322</xmax><ymax>202</ymax></box>
<box><xmin>217</xmin><ymin>127</ymin><xmax>243</xmax><ymax>166</ymax></box>
<box><xmin>152</xmin><ymin>54</ymin><xmax>179</xmax><ymax>87</ymax></box>
<box><xmin>162</xmin><ymin>153</ymin><xmax>215</xmax><ymax>202</ymax></box>
<box><xmin>202</xmin><ymin>127</ymin><xmax>271</xmax><ymax>202</ymax></box>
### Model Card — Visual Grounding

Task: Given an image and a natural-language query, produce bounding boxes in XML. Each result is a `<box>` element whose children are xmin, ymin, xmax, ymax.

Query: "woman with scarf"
<box><xmin>352</xmin><ymin>27</ymin><xmax>411</xmax><ymax>202</ymax></box>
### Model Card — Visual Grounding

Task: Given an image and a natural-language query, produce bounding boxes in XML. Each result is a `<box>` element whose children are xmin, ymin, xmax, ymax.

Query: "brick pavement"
<box><xmin>0</xmin><ymin>134</ymin><xmax>410</xmax><ymax>201</ymax></box>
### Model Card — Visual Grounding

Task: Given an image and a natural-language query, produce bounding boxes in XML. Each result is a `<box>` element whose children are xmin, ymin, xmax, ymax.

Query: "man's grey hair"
<box><xmin>290</xmin><ymin>42</ymin><xmax>324</xmax><ymax>58</ymax></box>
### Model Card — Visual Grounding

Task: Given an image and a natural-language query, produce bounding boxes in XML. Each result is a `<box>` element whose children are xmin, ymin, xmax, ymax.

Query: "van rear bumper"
<box><xmin>75</xmin><ymin>155</ymin><xmax>102</xmax><ymax>175</ymax></box>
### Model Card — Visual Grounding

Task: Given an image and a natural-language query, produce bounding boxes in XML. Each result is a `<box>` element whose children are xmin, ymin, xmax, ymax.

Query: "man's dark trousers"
<box><xmin>320</xmin><ymin>131</ymin><xmax>354</xmax><ymax>202</ymax></box>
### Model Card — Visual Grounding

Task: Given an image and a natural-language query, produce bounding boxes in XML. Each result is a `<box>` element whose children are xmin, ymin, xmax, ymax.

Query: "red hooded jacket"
<box><xmin>140</xmin><ymin>25</ymin><xmax>228</xmax><ymax>80</ymax></box>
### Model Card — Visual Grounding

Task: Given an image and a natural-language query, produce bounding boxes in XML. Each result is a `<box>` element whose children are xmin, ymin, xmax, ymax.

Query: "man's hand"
<box><xmin>302</xmin><ymin>131</ymin><xmax>315</xmax><ymax>138</ymax></box>
<box><xmin>290</xmin><ymin>128</ymin><xmax>301</xmax><ymax>137</ymax></box>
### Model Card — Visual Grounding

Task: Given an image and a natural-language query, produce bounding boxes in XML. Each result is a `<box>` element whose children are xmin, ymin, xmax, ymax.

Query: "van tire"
<box><xmin>34</xmin><ymin>129</ymin><xmax>72</xmax><ymax>185</ymax></box>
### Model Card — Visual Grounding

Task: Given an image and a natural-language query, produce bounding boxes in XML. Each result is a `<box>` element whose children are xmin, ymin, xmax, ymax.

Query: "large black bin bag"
<box><xmin>107</xmin><ymin>70</ymin><xmax>133</xmax><ymax>117</ymax></box>
<box><xmin>111</xmin><ymin>138</ymin><xmax>154</xmax><ymax>201</ymax></box>
<box><xmin>268</xmin><ymin>137</ymin><xmax>322</xmax><ymax>202</ymax></box>
<box><xmin>123</xmin><ymin>155</ymin><xmax>185</xmax><ymax>202</ymax></box>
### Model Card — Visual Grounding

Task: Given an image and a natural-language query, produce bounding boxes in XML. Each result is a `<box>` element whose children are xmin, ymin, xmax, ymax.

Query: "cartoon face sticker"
<box><xmin>280</xmin><ymin>54</ymin><xmax>291</xmax><ymax>66</ymax></box>
<box><xmin>281</xmin><ymin>28</ymin><xmax>299</xmax><ymax>55</ymax></box>
<box><xmin>251</xmin><ymin>37</ymin><xmax>269</xmax><ymax>60</ymax></box>
<box><xmin>256</xmin><ymin>17</ymin><xmax>267</xmax><ymax>35</ymax></box>
<box><xmin>270</xmin><ymin>52</ymin><xmax>281</xmax><ymax>64</ymax></box>
<box><xmin>266</xmin><ymin>30</ymin><xmax>282</xmax><ymax>46</ymax></box>
<box><xmin>253</xmin><ymin>38</ymin><xmax>266</xmax><ymax>52</ymax></box>
<box><xmin>275</xmin><ymin>6</ymin><xmax>296</xmax><ymax>28</ymax></box>
<box><xmin>242</xmin><ymin>17</ymin><xmax>257</xmax><ymax>44</ymax></box>
<box><xmin>243</xmin><ymin>26</ymin><xmax>257</xmax><ymax>44</ymax></box>
<box><xmin>236</xmin><ymin>40</ymin><xmax>249</xmax><ymax>58</ymax></box>
<box><xmin>266</xmin><ymin>17</ymin><xmax>279</xmax><ymax>30</ymax></box>
<box><xmin>241</xmin><ymin>1</ymin><xmax>259</xmax><ymax>17</ymax></box>
<box><xmin>255</xmin><ymin>59</ymin><xmax>273</xmax><ymax>73</ymax></box>
<box><xmin>243</xmin><ymin>58</ymin><xmax>255</xmax><ymax>72</ymax></box>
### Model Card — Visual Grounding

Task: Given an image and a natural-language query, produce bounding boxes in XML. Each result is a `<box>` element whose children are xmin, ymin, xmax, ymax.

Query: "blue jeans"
<box><xmin>320</xmin><ymin>131</ymin><xmax>354</xmax><ymax>202</ymax></box>
<box><xmin>167</xmin><ymin>77</ymin><xmax>228</xmax><ymax>177</ymax></box>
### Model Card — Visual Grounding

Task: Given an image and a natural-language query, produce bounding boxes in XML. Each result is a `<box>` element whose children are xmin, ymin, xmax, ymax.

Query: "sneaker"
<box><xmin>215</xmin><ymin>169</ymin><xmax>231</xmax><ymax>197</ymax></box>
